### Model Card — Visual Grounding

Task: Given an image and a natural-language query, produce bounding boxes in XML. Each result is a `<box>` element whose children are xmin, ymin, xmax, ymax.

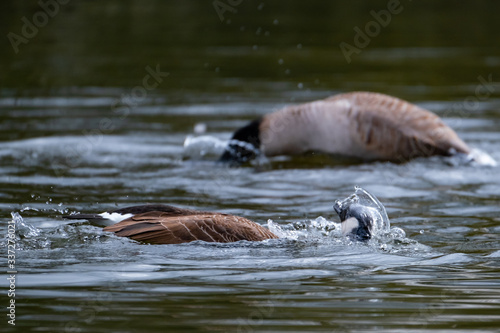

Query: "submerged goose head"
<box><xmin>334</xmin><ymin>202</ymin><xmax>373</xmax><ymax>241</ymax></box>
<box><xmin>333</xmin><ymin>186</ymin><xmax>390</xmax><ymax>241</ymax></box>
<box><xmin>219</xmin><ymin>118</ymin><xmax>263</xmax><ymax>164</ymax></box>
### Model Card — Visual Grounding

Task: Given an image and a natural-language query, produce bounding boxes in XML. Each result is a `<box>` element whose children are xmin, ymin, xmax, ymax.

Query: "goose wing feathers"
<box><xmin>103</xmin><ymin>211</ymin><xmax>278</xmax><ymax>244</ymax></box>
<box><xmin>330</xmin><ymin>92</ymin><xmax>470</xmax><ymax>160</ymax></box>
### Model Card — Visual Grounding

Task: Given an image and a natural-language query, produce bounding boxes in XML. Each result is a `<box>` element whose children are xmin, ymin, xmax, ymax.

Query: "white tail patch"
<box><xmin>99</xmin><ymin>212</ymin><xmax>133</xmax><ymax>225</ymax></box>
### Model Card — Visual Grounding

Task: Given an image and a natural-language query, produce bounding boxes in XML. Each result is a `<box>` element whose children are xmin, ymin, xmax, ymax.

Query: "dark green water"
<box><xmin>1</xmin><ymin>1</ymin><xmax>500</xmax><ymax>332</ymax></box>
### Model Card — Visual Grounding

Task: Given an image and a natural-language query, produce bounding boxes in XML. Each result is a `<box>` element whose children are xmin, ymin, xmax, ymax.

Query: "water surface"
<box><xmin>1</xmin><ymin>1</ymin><xmax>500</xmax><ymax>332</ymax></box>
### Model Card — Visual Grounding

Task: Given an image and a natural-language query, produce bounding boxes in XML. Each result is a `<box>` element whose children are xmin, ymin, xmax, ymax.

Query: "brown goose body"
<box><xmin>64</xmin><ymin>204</ymin><xmax>278</xmax><ymax>244</ymax></box>
<box><xmin>220</xmin><ymin>92</ymin><xmax>471</xmax><ymax>163</ymax></box>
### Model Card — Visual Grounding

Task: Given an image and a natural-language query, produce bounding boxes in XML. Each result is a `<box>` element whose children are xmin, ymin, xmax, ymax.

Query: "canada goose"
<box><xmin>219</xmin><ymin>91</ymin><xmax>471</xmax><ymax>164</ymax></box>
<box><xmin>63</xmin><ymin>188</ymin><xmax>385</xmax><ymax>244</ymax></box>
<box><xmin>64</xmin><ymin>204</ymin><xmax>278</xmax><ymax>244</ymax></box>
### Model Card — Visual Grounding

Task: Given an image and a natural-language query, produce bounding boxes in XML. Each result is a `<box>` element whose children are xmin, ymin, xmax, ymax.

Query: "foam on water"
<box><xmin>467</xmin><ymin>148</ymin><xmax>498</xmax><ymax>167</ymax></box>
<box><xmin>183</xmin><ymin>135</ymin><xmax>228</xmax><ymax>159</ymax></box>
<box><xmin>267</xmin><ymin>216</ymin><xmax>430</xmax><ymax>257</ymax></box>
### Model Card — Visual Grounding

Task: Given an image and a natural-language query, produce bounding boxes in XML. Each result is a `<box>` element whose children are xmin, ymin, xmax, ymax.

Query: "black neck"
<box><xmin>219</xmin><ymin>118</ymin><xmax>262</xmax><ymax>164</ymax></box>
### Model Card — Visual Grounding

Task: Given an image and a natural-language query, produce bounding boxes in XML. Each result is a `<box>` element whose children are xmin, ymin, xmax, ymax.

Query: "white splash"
<box><xmin>183</xmin><ymin>135</ymin><xmax>228</xmax><ymax>159</ymax></box>
<box><xmin>468</xmin><ymin>148</ymin><xmax>497</xmax><ymax>167</ymax></box>
<box><xmin>267</xmin><ymin>216</ymin><xmax>343</xmax><ymax>241</ymax></box>
<box><xmin>334</xmin><ymin>186</ymin><xmax>391</xmax><ymax>236</ymax></box>
<box><xmin>8</xmin><ymin>212</ymin><xmax>51</xmax><ymax>249</ymax></box>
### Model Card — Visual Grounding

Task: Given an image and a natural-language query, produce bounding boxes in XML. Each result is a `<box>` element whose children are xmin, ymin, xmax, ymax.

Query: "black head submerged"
<box><xmin>333</xmin><ymin>187</ymin><xmax>390</xmax><ymax>242</ymax></box>
<box><xmin>219</xmin><ymin>118</ymin><xmax>262</xmax><ymax>165</ymax></box>
<box><xmin>334</xmin><ymin>201</ymin><xmax>374</xmax><ymax>241</ymax></box>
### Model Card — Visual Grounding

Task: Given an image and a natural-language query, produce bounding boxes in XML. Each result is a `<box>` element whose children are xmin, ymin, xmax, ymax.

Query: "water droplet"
<box><xmin>256</xmin><ymin>27</ymin><xmax>262</xmax><ymax>35</ymax></box>
<box><xmin>253</xmin><ymin>45</ymin><xmax>258</xmax><ymax>50</ymax></box>
<box><xmin>257</xmin><ymin>3</ymin><xmax>264</xmax><ymax>10</ymax></box>
<box><xmin>194</xmin><ymin>123</ymin><xmax>207</xmax><ymax>134</ymax></box>
<box><xmin>264</xmin><ymin>31</ymin><xmax>270</xmax><ymax>37</ymax></box>
<box><xmin>420</xmin><ymin>229</ymin><xmax>425</xmax><ymax>234</ymax></box>
<box><xmin>278</xmin><ymin>58</ymin><xmax>284</xmax><ymax>65</ymax></box>
<box><xmin>215</xmin><ymin>67</ymin><xmax>220</xmax><ymax>73</ymax></box>
<box><xmin>297</xmin><ymin>43</ymin><xmax>302</xmax><ymax>49</ymax></box>
<box><xmin>273</xmin><ymin>19</ymin><xmax>279</xmax><ymax>25</ymax></box>
<box><xmin>285</xmin><ymin>69</ymin><xmax>290</xmax><ymax>75</ymax></box>
<box><xmin>298</xmin><ymin>83</ymin><xmax>303</xmax><ymax>89</ymax></box>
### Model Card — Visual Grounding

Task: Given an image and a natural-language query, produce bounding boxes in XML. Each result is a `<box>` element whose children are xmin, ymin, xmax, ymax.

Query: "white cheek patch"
<box><xmin>341</xmin><ymin>217</ymin><xmax>359</xmax><ymax>236</ymax></box>
<box><xmin>99</xmin><ymin>212</ymin><xmax>133</xmax><ymax>224</ymax></box>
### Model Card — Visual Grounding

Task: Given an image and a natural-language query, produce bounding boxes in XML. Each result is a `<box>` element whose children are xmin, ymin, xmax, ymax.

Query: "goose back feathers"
<box><xmin>64</xmin><ymin>204</ymin><xmax>278</xmax><ymax>244</ymax></box>
<box><xmin>220</xmin><ymin>92</ymin><xmax>470</xmax><ymax>164</ymax></box>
